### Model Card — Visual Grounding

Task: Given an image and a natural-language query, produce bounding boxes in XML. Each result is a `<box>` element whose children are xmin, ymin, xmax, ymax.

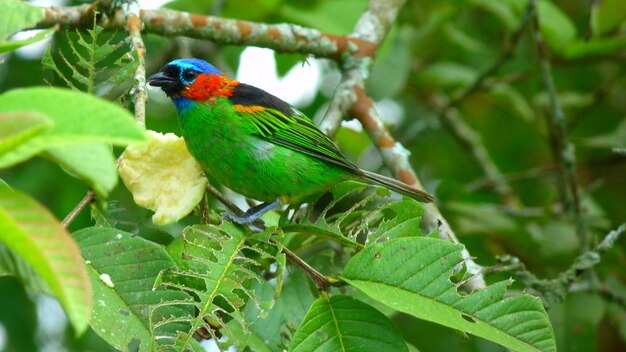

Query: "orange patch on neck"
<box><xmin>182</xmin><ymin>74</ymin><xmax>238</xmax><ymax>102</ymax></box>
<box><xmin>233</xmin><ymin>105</ymin><xmax>267</xmax><ymax>114</ymax></box>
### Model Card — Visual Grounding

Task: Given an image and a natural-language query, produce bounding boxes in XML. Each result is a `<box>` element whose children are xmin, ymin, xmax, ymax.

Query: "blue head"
<box><xmin>148</xmin><ymin>58</ymin><xmax>222</xmax><ymax>110</ymax></box>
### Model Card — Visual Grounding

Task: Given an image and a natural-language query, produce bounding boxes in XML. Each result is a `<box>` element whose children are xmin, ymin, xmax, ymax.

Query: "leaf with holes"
<box><xmin>341</xmin><ymin>237</ymin><xmax>556</xmax><ymax>352</ymax></box>
<box><xmin>153</xmin><ymin>223</ymin><xmax>281</xmax><ymax>350</ymax></box>
<box><xmin>289</xmin><ymin>295</ymin><xmax>409</xmax><ymax>352</ymax></box>
<box><xmin>0</xmin><ymin>185</ymin><xmax>91</xmax><ymax>334</ymax></box>
<box><xmin>281</xmin><ymin>181</ymin><xmax>424</xmax><ymax>248</ymax></box>
<box><xmin>73</xmin><ymin>227</ymin><xmax>200</xmax><ymax>352</ymax></box>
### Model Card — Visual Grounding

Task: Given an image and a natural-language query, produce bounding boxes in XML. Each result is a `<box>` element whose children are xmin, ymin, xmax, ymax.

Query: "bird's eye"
<box><xmin>181</xmin><ymin>69</ymin><xmax>199</xmax><ymax>83</ymax></box>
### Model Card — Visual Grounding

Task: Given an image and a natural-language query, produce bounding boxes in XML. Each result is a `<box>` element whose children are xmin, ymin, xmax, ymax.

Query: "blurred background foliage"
<box><xmin>0</xmin><ymin>0</ymin><xmax>625</xmax><ymax>351</ymax></box>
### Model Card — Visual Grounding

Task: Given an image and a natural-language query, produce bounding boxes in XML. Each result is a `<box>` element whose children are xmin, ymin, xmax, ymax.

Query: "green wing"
<box><xmin>239</xmin><ymin>104</ymin><xmax>361</xmax><ymax>174</ymax></box>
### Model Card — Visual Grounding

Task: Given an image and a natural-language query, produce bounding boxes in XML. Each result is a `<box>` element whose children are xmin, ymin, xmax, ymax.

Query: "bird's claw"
<box><xmin>222</xmin><ymin>212</ymin><xmax>265</xmax><ymax>232</ymax></box>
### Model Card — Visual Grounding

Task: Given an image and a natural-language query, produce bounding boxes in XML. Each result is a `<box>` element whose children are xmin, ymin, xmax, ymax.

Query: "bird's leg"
<box><xmin>223</xmin><ymin>200</ymin><xmax>280</xmax><ymax>232</ymax></box>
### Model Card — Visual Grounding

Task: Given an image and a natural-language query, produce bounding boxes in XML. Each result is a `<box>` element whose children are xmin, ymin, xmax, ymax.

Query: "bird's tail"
<box><xmin>361</xmin><ymin>170</ymin><xmax>434</xmax><ymax>203</ymax></box>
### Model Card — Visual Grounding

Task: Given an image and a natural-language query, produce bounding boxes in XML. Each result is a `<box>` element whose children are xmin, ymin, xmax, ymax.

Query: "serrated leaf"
<box><xmin>44</xmin><ymin>144</ymin><xmax>118</xmax><ymax>197</ymax></box>
<box><xmin>0</xmin><ymin>27</ymin><xmax>55</xmax><ymax>55</ymax></box>
<box><xmin>0</xmin><ymin>111</ymin><xmax>53</xmax><ymax>156</ymax></box>
<box><xmin>282</xmin><ymin>181</ymin><xmax>423</xmax><ymax>248</ymax></box>
<box><xmin>0</xmin><ymin>0</ymin><xmax>44</xmax><ymax>41</ymax></box>
<box><xmin>342</xmin><ymin>237</ymin><xmax>556</xmax><ymax>352</ymax></box>
<box><xmin>0</xmin><ymin>87</ymin><xmax>144</xmax><ymax>168</ymax></box>
<box><xmin>73</xmin><ymin>227</ymin><xmax>192</xmax><ymax>352</ymax></box>
<box><xmin>155</xmin><ymin>223</ymin><xmax>278</xmax><ymax>350</ymax></box>
<box><xmin>42</xmin><ymin>46</ymin><xmax>77</xmax><ymax>90</ymax></box>
<box><xmin>108</xmin><ymin>51</ymin><xmax>139</xmax><ymax>84</ymax></box>
<box><xmin>0</xmin><ymin>185</ymin><xmax>91</xmax><ymax>334</ymax></box>
<box><xmin>289</xmin><ymin>295</ymin><xmax>409</xmax><ymax>352</ymax></box>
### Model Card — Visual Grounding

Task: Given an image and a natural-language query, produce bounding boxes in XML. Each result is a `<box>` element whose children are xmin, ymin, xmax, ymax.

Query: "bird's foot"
<box><xmin>222</xmin><ymin>212</ymin><xmax>266</xmax><ymax>232</ymax></box>
<box><xmin>222</xmin><ymin>200</ymin><xmax>280</xmax><ymax>232</ymax></box>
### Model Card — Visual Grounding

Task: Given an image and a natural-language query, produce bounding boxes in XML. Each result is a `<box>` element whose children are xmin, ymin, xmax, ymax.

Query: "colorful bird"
<box><xmin>148</xmin><ymin>58</ymin><xmax>433</xmax><ymax>229</ymax></box>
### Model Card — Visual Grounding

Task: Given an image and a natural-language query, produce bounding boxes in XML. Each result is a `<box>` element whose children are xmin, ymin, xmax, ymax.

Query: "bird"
<box><xmin>147</xmin><ymin>58</ymin><xmax>433</xmax><ymax>229</ymax></box>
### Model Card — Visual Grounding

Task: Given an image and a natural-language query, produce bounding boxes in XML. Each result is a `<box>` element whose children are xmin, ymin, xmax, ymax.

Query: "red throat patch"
<box><xmin>182</xmin><ymin>74</ymin><xmax>238</xmax><ymax>102</ymax></box>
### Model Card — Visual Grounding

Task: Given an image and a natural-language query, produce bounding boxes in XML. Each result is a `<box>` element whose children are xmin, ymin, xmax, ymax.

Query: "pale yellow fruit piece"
<box><xmin>118</xmin><ymin>130</ymin><xmax>207</xmax><ymax>225</ymax></box>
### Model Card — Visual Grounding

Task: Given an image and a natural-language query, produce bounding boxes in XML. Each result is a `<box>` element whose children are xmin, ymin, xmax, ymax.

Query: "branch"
<box><xmin>203</xmin><ymin>184</ymin><xmax>334</xmax><ymax>291</ymax></box>
<box><xmin>125</xmin><ymin>1</ymin><xmax>147</xmax><ymax>128</ymax></box>
<box><xmin>36</xmin><ymin>4</ymin><xmax>376</xmax><ymax>60</ymax></box>
<box><xmin>530</xmin><ymin>0</ymin><xmax>587</xmax><ymax>251</ymax></box>
<box><xmin>433</xmin><ymin>7</ymin><xmax>532</xmax><ymax>206</ymax></box>
<box><xmin>503</xmin><ymin>223</ymin><xmax>625</xmax><ymax>307</ymax></box>
<box><xmin>318</xmin><ymin>0</ymin><xmax>487</xmax><ymax>291</ymax></box>
<box><xmin>319</xmin><ymin>0</ymin><xmax>405</xmax><ymax>136</ymax></box>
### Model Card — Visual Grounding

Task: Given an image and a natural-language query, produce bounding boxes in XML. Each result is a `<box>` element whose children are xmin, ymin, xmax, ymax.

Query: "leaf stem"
<box><xmin>529</xmin><ymin>0</ymin><xmax>587</xmax><ymax>251</ymax></box>
<box><xmin>203</xmin><ymin>184</ymin><xmax>336</xmax><ymax>291</ymax></box>
<box><xmin>61</xmin><ymin>190</ymin><xmax>94</xmax><ymax>228</ymax></box>
<box><xmin>500</xmin><ymin>224</ymin><xmax>625</xmax><ymax>306</ymax></box>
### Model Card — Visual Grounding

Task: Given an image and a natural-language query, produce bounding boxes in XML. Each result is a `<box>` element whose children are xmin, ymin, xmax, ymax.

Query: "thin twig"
<box><xmin>511</xmin><ymin>223</ymin><xmax>625</xmax><ymax>306</ymax></box>
<box><xmin>203</xmin><ymin>184</ymin><xmax>333</xmax><ymax>291</ymax></box>
<box><xmin>440</xmin><ymin>108</ymin><xmax>520</xmax><ymax>206</ymax></box>
<box><xmin>61</xmin><ymin>190</ymin><xmax>94</xmax><ymax>228</ymax></box>
<box><xmin>125</xmin><ymin>1</ymin><xmax>147</xmax><ymax>128</ymax></box>
<box><xmin>530</xmin><ymin>0</ymin><xmax>587</xmax><ymax>251</ymax></box>
<box><xmin>434</xmin><ymin>6</ymin><xmax>532</xmax><ymax>206</ymax></box>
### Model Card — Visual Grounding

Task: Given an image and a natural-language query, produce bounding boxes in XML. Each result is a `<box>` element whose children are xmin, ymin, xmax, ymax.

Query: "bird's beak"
<box><xmin>147</xmin><ymin>72</ymin><xmax>177</xmax><ymax>90</ymax></box>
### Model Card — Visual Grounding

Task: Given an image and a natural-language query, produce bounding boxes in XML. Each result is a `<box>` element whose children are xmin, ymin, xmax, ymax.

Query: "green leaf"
<box><xmin>245</xmin><ymin>269</ymin><xmax>316</xmax><ymax>351</ymax></box>
<box><xmin>0</xmin><ymin>242</ymin><xmax>51</xmax><ymax>295</ymax></box>
<box><xmin>73</xmin><ymin>227</ymin><xmax>191</xmax><ymax>352</ymax></box>
<box><xmin>0</xmin><ymin>0</ymin><xmax>44</xmax><ymax>41</ymax></box>
<box><xmin>282</xmin><ymin>181</ymin><xmax>424</xmax><ymax>248</ymax></box>
<box><xmin>417</xmin><ymin>62</ymin><xmax>478</xmax><ymax>89</ymax></box>
<box><xmin>0</xmin><ymin>27</ymin><xmax>55</xmax><ymax>54</ymax></box>
<box><xmin>583</xmin><ymin>119</ymin><xmax>626</xmax><ymax>149</ymax></box>
<box><xmin>279</xmin><ymin>0</ymin><xmax>368</xmax><ymax>34</ymax></box>
<box><xmin>289</xmin><ymin>295</ymin><xmax>410</xmax><ymax>352</ymax></box>
<box><xmin>0</xmin><ymin>87</ymin><xmax>144</xmax><ymax>168</ymax></box>
<box><xmin>0</xmin><ymin>111</ymin><xmax>53</xmax><ymax>156</ymax></box>
<box><xmin>341</xmin><ymin>237</ymin><xmax>556</xmax><ymax>352</ymax></box>
<box><xmin>591</xmin><ymin>0</ymin><xmax>626</xmax><ymax>36</ymax></box>
<box><xmin>537</xmin><ymin>0</ymin><xmax>577</xmax><ymax>52</ymax></box>
<box><xmin>155</xmin><ymin>223</ymin><xmax>279</xmax><ymax>350</ymax></box>
<box><xmin>447</xmin><ymin>202</ymin><xmax>516</xmax><ymax>234</ymax></box>
<box><xmin>367</xmin><ymin>26</ymin><xmax>413</xmax><ymax>99</ymax></box>
<box><xmin>550</xmin><ymin>293</ymin><xmax>606</xmax><ymax>351</ymax></box>
<box><xmin>44</xmin><ymin>144</ymin><xmax>118</xmax><ymax>197</ymax></box>
<box><xmin>0</xmin><ymin>185</ymin><xmax>91</xmax><ymax>334</ymax></box>
<box><xmin>562</xmin><ymin>37</ymin><xmax>626</xmax><ymax>60</ymax></box>
<box><xmin>467</xmin><ymin>0</ymin><xmax>520</xmax><ymax>31</ymax></box>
